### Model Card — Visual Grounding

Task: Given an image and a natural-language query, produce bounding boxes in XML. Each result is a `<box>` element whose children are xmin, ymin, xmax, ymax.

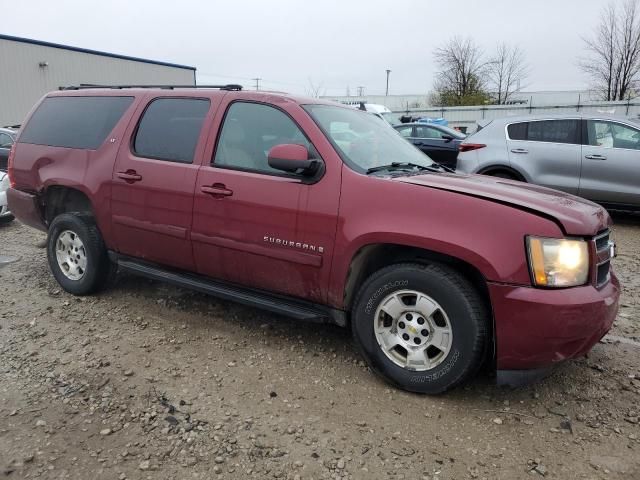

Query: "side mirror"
<box><xmin>268</xmin><ymin>144</ymin><xmax>319</xmax><ymax>176</ymax></box>
<box><xmin>441</xmin><ymin>134</ymin><xmax>454</xmax><ymax>143</ymax></box>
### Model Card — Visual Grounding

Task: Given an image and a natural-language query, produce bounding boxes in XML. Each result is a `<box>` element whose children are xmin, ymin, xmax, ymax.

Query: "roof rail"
<box><xmin>59</xmin><ymin>84</ymin><xmax>243</xmax><ymax>91</ymax></box>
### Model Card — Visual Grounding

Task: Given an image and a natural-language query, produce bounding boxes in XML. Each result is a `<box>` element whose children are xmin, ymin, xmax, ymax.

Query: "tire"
<box><xmin>47</xmin><ymin>213</ymin><xmax>113</xmax><ymax>295</ymax></box>
<box><xmin>489</xmin><ymin>171</ymin><xmax>517</xmax><ymax>180</ymax></box>
<box><xmin>351</xmin><ymin>262</ymin><xmax>489</xmax><ymax>394</ymax></box>
<box><xmin>0</xmin><ymin>214</ymin><xmax>14</xmax><ymax>224</ymax></box>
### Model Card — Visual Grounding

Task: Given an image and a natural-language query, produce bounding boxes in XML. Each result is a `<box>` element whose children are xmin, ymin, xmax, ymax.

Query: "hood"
<box><xmin>397</xmin><ymin>173</ymin><xmax>610</xmax><ymax>236</ymax></box>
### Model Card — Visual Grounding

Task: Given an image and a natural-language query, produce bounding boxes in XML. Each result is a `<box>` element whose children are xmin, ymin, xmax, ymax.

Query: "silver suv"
<box><xmin>456</xmin><ymin>114</ymin><xmax>640</xmax><ymax>210</ymax></box>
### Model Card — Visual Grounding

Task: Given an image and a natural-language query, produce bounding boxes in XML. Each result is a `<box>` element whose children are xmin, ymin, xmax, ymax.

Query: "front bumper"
<box><xmin>490</xmin><ymin>272</ymin><xmax>619</xmax><ymax>372</ymax></box>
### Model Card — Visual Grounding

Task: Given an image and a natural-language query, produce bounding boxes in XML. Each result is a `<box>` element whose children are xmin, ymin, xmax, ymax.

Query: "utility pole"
<box><xmin>252</xmin><ymin>78</ymin><xmax>261</xmax><ymax>91</ymax></box>
<box><xmin>385</xmin><ymin>69</ymin><xmax>391</xmax><ymax>96</ymax></box>
<box><xmin>357</xmin><ymin>86</ymin><xmax>365</xmax><ymax>97</ymax></box>
<box><xmin>346</xmin><ymin>85</ymin><xmax>351</xmax><ymax>97</ymax></box>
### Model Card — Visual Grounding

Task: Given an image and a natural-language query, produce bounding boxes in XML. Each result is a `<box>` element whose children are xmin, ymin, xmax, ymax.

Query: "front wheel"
<box><xmin>352</xmin><ymin>263</ymin><xmax>489</xmax><ymax>394</ymax></box>
<box><xmin>488</xmin><ymin>171</ymin><xmax>518</xmax><ymax>180</ymax></box>
<box><xmin>47</xmin><ymin>213</ymin><xmax>113</xmax><ymax>295</ymax></box>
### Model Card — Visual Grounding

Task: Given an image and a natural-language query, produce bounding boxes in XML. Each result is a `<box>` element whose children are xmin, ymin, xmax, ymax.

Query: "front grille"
<box><xmin>597</xmin><ymin>261</ymin><xmax>611</xmax><ymax>286</ymax></box>
<box><xmin>595</xmin><ymin>230</ymin><xmax>610</xmax><ymax>251</ymax></box>
<box><xmin>594</xmin><ymin>229</ymin><xmax>613</xmax><ymax>288</ymax></box>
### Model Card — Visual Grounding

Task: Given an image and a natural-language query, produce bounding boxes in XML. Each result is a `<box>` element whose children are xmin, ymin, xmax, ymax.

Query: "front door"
<box><xmin>192</xmin><ymin>100</ymin><xmax>341</xmax><ymax>303</ymax></box>
<box><xmin>412</xmin><ymin>124</ymin><xmax>457</xmax><ymax>166</ymax></box>
<box><xmin>580</xmin><ymin>119</ymin><xmax>640</xmax><ymax>207</ymax></box>
<box><xmin>111</xmin><ymin>96</ymin><xmax>214</xmax><ymax>271</ymax></box>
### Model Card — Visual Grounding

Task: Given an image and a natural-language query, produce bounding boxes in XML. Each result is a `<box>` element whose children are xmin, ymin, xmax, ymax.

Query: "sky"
<box><xmin>2</xmin><ymin>0</ymin><xmax>609</xmax><ymax>96</ymax></box>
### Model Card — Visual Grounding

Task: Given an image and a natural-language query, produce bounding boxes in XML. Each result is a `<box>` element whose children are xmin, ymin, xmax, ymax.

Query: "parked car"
<box><xmin>8</xmin><ymin>86</ymin><xmax>618</xmax><ymax>394</ymax></box>
<box><xmin>456</xmin><ymin>114</ymin><xmax>640</xmax><ymax>210</ymax></box>
<box><xmin>394</xmin><ymin>123</ymin><xmax>466</xmax><ymax>168</ymax></box>
<box><xmin>0</xmin><ymin>127</ymin><xmax>16</xmax><ymax>171</ymax></box>
<box><xmin>0</xmin><ymin>170</ymin><xmax>13</xmax><ymax>223</ymax></box>
<box><xmin>0</xmin><ymin>127</ymin><xmax>16</xmax><ymax>223</ymax></box>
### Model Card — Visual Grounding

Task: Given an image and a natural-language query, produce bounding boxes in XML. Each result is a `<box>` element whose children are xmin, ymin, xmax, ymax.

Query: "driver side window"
<box><xmin>414</xmin><ymin>126</ymin><xmax>442</xmax><ymax>139</ymax></box>
<box><xmin>213</xmin><ymin>102</ymin><xmax>311</xmax><ymax>174</ymax></box>
<box><xmin>588</xmin><ymin>120</ymin><xmax>640</xmax><ymax>150</ymax></box>
<box><xmin>0</xmin><ymin>133</ymin><xmax>13</xmax><ymax>148</ymax></box>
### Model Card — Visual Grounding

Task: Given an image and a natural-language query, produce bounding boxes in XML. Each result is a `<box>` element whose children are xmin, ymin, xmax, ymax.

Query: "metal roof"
<box><xmin>0</xmin><ymin>33</ymin><xmax>196</xmax><ymax>71</ymax></box>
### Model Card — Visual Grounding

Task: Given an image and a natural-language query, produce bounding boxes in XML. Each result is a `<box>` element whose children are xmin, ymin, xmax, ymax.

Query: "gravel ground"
<box><xmin>1</xmin><ymin>216</ymin><xmax>639</xmax><ymax>480</ymax></box>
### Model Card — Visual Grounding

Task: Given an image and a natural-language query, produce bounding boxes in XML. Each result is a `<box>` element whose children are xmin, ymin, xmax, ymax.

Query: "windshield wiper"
<box><xmin>428</xmin><ymin>162</ymin><xmax>455</xmax><ymax>173</ymax></box>
<box><xmin>366</xmin><ymin>162</ymin><xmax>431</xmax><ymax>174</ymax></box>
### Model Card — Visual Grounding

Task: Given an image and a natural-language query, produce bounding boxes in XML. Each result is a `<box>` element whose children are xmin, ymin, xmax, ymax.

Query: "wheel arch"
<box><xmin>343</xmin><ymin>243</ymin><xmax>492</xmax><ymax>314</ymax></box>
<box><xmin>477</xmin><ymin>164</ymin><xmax>527</xmax><ymax>182</ymax></box>
<box><xmin>42</xmin><ymin>185</ymin><xmax>94</xmax><ymax>225</ymax></box>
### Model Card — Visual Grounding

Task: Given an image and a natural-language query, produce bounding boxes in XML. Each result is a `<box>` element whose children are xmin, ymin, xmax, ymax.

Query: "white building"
<box><xmin>0</xmin><ymin>34</ymin><xmax>196</xmax><ymax>126</ymax></box>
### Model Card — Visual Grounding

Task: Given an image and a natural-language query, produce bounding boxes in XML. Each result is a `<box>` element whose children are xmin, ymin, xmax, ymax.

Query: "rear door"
<box><xmin>506</xmin><ymin>119</ymin><xmax>581</xmax><ymax>194</ymax></box>
<box><xmin>580</xmin><ymin>119</ymin><xmax>640</xmax><ymax>207</ymax></box>
<box><xmin>111</xmin><ymin>95</ymin><xmax>215</xmax><ymax>271</ymax></box>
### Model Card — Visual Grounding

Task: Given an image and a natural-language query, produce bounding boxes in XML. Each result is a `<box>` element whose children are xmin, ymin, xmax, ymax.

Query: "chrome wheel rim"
<box><xmin>55</xmin><ymin>230</ymin><xmax>87</xmax><ymax>281</ymax></box>
<box><xmin>374</xmin><ymin>289</ymin><xmax>453</xmax><ymax>371</ymax></box>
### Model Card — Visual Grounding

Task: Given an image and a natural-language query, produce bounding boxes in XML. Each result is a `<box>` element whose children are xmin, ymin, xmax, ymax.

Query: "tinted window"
<box><xmin>526</xmin><ymin>120</ymin><xmax>578</xmax><ymax>144</ymax></box>
<box><xmin>587</xmin><ymin>120</ymin><xmax>640</xmax><ymax>149</ymax></box>
<box><xmin>214</xmin><ymin>102</ymin><xmax>310</xmax><ymax>174</ymax></box>
<box><xmin>507</xmin><ymin>122</ymin><xmax>527</xmax><ymax>140</ymax></box>
<box><xmin>20</xmin><ymin>96</ymin><xmax>133</xmax><ymax>149</ymax></box>
<box><xmin>134</xmin><ymin>98</ymin><xmax>210</xmax><ymax>163</ymax></box>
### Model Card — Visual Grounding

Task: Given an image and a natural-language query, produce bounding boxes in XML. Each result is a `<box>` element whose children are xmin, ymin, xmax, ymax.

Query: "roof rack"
<box><xmin>60</xmin><ymin>84</ymin><xmax>243</xmax><ymax>91</ymax></box>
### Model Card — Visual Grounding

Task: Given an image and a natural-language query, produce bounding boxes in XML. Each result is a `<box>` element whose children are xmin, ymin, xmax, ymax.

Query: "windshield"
<box><xmin>304</xmin><ymin>105</ymin><xmax>435</xmax><ymax>173</ymax></box>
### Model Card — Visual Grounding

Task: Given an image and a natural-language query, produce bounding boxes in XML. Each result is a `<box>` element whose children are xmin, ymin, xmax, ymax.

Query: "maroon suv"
<box><xmin>7</xmin><ymin>85</ymin><xmax>619</xmax><ymax>393</ymax></box>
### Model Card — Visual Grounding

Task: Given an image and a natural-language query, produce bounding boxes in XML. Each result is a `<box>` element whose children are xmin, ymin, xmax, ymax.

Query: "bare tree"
<box><xmin>486</xmin><ymin>43</ymin><xmax>528</xmax><ymax>104</ymax></box>
<box><xmin>581</xmin><ymin>0</ymin><xmax>640</xmax><ymax>100</ymax></box>
<box><xmin>433</xmin><ymin>36</ymin><xmax>489</xmax><ymax>106</ymax></box>
<box><xmin>305</xmin><ymin>78</ymin><xmax>325</xmax><ymax>98</ymax></box>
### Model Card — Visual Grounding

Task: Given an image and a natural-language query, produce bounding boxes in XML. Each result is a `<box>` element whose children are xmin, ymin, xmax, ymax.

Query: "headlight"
<box><xmin>526</xmin><ymin>236</ymin><xmax>589</xmax><ymax>287</ymax></box>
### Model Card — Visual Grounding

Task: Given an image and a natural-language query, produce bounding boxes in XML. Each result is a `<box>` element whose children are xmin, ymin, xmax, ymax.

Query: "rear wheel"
<box><xmin>351</xmin><ymin>263</ymin><xmax>489</xmax><ymax>394</ymax></box>
<box><xmin>47</xmin><ymin>213</ymin><xmax>113</xmax><ymax>295</ymax></box>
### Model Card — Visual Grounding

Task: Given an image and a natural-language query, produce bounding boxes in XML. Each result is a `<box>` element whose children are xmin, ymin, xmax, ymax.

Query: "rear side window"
<box><xmin>133</xmin><ymin>98</ymin><xmax>210</xmax><ymax>163</ymax></box>
<box><xmin>508</xmin><ymin>120</ymin><xmax>579</xmax><ymax>144</ymax></box>
<box><xmin>20</xmin><ymin>96</ymin><xmax>133</xmax><ymax>149</ymax></box>
<box><xmin>507</xmin><ymin>122</ymin><xmax>527</xmax><ymax>140</ymax></box>
<box><xmin>528</xmin><ymin>120</ymin><xmax>578</xmax><ymax>144</ymax></box>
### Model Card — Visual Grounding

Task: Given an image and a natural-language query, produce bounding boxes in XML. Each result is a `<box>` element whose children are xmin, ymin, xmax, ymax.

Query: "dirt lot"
<box><xmin>1</xmin><ymin>216</ymin><xmax>640</xmax><ymax>480</ymax></box>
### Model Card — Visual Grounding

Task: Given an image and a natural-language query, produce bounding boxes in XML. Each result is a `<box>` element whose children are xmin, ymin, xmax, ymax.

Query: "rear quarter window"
<box><xmin>507</xmin><ymin>122</ymin><xmax>527</xmax><ymax>140</ymax></box>
<box><xmin>19</xmin><ymin>96</ymin><xmax>134</xmax><ymax>149</ymax></box>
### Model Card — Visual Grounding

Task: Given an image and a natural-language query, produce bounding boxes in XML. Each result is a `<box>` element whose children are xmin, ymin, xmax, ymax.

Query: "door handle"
<box><xmin>510</xmin><ymin>148</ymin><xmax>528</xmax><ymax>154</ymax></box>
<box><xmin>585</xmin><ymin>154</ymin><xmax>607</xmax><ymax>160</ymax></box>
<box><xmin>201</xmin><ymin>183</ymin><xmax>233</xmax><ymax>197</ymax></box>
<box><xmin>116</xmin><ymin>170</ymin><xmax>142</xmax><ymax>182</ymax></box>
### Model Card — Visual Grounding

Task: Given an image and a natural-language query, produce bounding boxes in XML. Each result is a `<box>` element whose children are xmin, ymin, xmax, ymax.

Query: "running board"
<box><xmin>111</xmin><ymin>253</ymin><xmax>345</xmax><ymax>325</ymax></box>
